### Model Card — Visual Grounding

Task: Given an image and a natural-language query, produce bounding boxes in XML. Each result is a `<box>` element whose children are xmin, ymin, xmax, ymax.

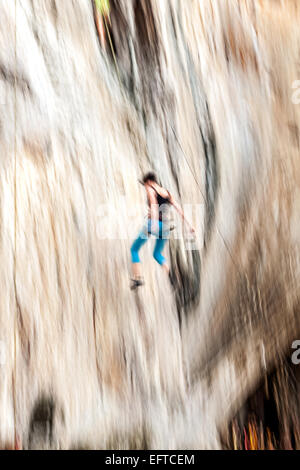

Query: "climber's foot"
<box><xmin>130</xmin><ymin>277</ymin><xmax>145</xmax><ymax>290</ymax></box>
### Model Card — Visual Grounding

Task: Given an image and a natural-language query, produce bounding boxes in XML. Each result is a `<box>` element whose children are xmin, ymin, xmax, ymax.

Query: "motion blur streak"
<box><xmin>0</xmin><ymin>0</ymin><xmax>300</xmax><ymax>449</ymax></box>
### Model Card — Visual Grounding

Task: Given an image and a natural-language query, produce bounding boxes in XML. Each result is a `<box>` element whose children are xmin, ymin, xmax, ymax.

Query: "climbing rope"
<box><xmin>93</xmin><ymin>0</ymin><xmax>122</xmax><ymax>86</ymax></box>
<box><xmin>103</xmin><ymin>14</ymin><xmax>122</xmax><ymax>86</ymax></box>
<box><xmin>96</xmin><ymin>8</ymin><xmax>239</xmax><ymax>269</ymax></box>
<box><xmin>92</xmin><ymin>0</ymin><xmax>240</xmax><ymax>274</ymax></box>
<box><xmin>162</xmin><ymin>103</ymin><xmax>239</xmax><ymax>269</ymax></box>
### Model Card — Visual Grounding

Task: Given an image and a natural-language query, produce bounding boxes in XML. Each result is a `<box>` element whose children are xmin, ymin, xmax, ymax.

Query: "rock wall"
<box><xmin>0</xmin><ymin>0</ymin><xmax>300</xmax><ymax>449</ymax></box>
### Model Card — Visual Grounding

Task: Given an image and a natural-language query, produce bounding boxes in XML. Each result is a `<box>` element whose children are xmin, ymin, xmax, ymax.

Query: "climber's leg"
<box><xmin>153</xmin><ymin>237</ymin><xmax>169</xmax><ymax>274</ymax></box>
<box><xmin>130</xmin><ymin>230</ymin><xmax>148</xmax><ymax>287</ymax></box>
<box><xmin>153</xmin><ymin>221</ymin><xmax>170</xmax><ymax>274</ymax></box>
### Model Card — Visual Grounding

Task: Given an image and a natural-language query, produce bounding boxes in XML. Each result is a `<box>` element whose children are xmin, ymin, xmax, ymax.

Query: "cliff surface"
<box><xmin>1</xmin><ymin>0</ymin><xmax>300</xmax><ymax>449</ymax></box>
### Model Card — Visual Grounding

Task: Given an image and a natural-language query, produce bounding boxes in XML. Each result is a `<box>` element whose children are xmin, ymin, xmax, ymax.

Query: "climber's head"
<box><xmin>142</xmin><ymin>172</ymin><xmax>158</xmax><ymax>186</ymax></box>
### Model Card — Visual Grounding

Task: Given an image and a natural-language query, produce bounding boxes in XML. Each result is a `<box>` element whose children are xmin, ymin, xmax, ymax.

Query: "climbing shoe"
<box><xmin>130</xmin><ymin>277</ymin><xmax>145</xmax><ymax>290</ymax></box>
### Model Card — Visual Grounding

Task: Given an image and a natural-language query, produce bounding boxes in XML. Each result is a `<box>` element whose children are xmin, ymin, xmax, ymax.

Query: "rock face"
<box><xmin>0</xmin><ymin>0</ymin><xmax>300</xmax><ymax>449</ymax></box>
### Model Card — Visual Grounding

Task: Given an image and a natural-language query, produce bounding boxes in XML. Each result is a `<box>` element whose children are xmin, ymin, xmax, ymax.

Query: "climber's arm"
<box><xmin>169</xmin><ymin>193</ymin><xmax>195</xmax><ymax>233</ymax></box>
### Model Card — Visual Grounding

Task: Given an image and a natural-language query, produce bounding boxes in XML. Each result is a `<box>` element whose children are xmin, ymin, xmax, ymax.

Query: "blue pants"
<box><xmin>130</xmin><ymin>220</ymin><xmax>168</xmax><ymax>266</ymax></box>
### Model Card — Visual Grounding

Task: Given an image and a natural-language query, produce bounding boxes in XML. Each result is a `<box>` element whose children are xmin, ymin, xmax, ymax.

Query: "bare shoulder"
<box><xmin>145</xmin><ymin>184</ymin><xmax>156</xmax><ymax>201</ymax></box>
<box><xmin>156</xmin><ymin>184</ymin><xmax>170</xmax><ymax>198</ymax></box>
<box><xmin>145</xmin><ymin>184</ymin><xmax>155</xmax><ymax>195</ymax></box>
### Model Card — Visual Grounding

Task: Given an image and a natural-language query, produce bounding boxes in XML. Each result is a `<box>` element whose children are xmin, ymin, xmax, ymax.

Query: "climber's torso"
<box><xmin>146</xmin><ymin>184</ymin><xmax>171</xmax><ymax>221</ymax></box>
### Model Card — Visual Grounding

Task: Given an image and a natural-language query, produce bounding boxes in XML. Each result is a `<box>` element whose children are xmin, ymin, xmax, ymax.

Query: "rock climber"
<box><xmin>130</xmin><ymin>172</ymin><xmax>195</xmax><ymax>290</ymax></box>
